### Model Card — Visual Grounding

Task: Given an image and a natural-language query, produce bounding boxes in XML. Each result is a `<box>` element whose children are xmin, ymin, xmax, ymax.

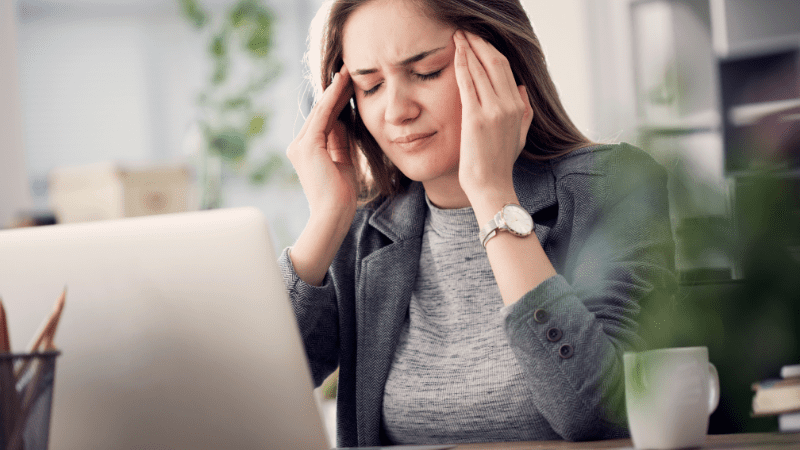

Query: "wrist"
<box><xmin>467</xmin><ymin>184</ymin><xmax>519</xmax><ymax>225</ymax></box>
<box><xmin>292</xmin><ymin>206</ymin><xmax>356</xmax><ymax>287</ymax></box>
<box><xmin>459</xmin><ymin>163</ymin><xmax>514</xmax><ymax>203</ymax></box>
<box><xmin>309</xmin><ymin>200</ymin><xmax>356</xmax><ymax>234</ymax></box>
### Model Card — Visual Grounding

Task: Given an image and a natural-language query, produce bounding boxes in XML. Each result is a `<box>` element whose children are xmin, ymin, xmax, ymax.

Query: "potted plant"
<box><xmin>180</xmin><ymin>0</ymin><xmax>290</xmax><ymax>208</ymax></box>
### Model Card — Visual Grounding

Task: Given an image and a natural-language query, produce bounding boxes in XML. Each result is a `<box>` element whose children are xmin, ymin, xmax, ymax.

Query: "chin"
<box><xmin>381</xmin><ymin>142</ymin><xmax>460</xmax><ymax>184</ymax></box>
<box><xmin>397</xmin><ymin>164</ymin><xmax>459</xmax><ymax>185</ymax></box>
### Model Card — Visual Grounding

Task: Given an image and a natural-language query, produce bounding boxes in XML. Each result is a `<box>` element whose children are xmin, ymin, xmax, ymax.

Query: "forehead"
<box><xmin>341</xmin><ymin>0</ymin><xmax>454</xmax><ymax>68</ymax></box>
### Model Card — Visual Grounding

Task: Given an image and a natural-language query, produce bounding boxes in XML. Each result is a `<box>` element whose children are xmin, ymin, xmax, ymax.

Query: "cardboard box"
<box><xmin>49</xmin><ymin>163</ymin><xmax>191</xmax><ymax>223</ymax></box>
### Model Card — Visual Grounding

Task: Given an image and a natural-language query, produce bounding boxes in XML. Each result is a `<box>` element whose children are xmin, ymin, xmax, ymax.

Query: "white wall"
<box><xmin>18</xmin><ymin>15</ymin><xmax>156</xmax><ymax>174</ymax></box>
<box><xmin>0</xmin><ymin>0</ymin><xmax>34</xmax><ymax>227</ymax></box>
<box><xmin>520</xmin><ymin>0</ymin><xmax>596</xmax><ymax>139</ymax></box>
<box><xmin>14</xmin><ymin>0</ymin><xmax>316</xmax><ymax>248</ymax></box>
<box><xmin>521</xmin><ymin>0</ymin><xmax>640</xmax><ymax>145</ymax></box>
<box><xmin>583</xmin><ymin>0</ymin><xmax>640</xmax><ymax>145</ymax></box>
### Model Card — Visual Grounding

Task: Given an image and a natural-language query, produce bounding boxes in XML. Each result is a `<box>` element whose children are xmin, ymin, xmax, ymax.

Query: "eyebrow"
<box><xmin>352</xmin><ymin>46</ymin><xmax>447</xmax><ymax>76</ymax></box>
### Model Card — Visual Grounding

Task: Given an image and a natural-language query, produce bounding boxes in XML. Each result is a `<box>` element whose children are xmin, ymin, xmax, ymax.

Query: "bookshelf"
<box><xmin>628</xmin><ymin>0</ymin><xmax>800</xmax><ymax>279</ymax></box>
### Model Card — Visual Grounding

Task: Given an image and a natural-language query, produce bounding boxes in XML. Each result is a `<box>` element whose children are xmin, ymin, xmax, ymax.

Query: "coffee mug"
<box><xmin>624</xmin><ymin>346</ymin><xmax>720</xmax><ymax>449</ymax></box>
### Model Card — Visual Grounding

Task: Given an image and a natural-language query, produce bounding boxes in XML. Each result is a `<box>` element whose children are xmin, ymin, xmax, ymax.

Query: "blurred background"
<box><xmin>1</xmin><ymin>0</ymin><xmax>643</xmax><ymax>248</ymax></box>
<box><xmin>2</xmin><ymin>0</ymin><xmax>799</xmax><ymax>440</ymax></box>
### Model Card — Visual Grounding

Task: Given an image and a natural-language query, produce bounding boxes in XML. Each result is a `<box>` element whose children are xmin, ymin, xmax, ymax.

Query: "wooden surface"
<box><xmin>450</xmin><ymin>432</ymin><xmax>800</xmax><ymax>449</ymax></box>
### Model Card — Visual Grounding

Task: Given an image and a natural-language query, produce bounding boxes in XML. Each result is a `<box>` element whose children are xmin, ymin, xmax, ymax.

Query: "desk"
<box><xmin>449</xmin><ymin>433</ymin><xmax>800</xmax><ymax>449</ymax></box>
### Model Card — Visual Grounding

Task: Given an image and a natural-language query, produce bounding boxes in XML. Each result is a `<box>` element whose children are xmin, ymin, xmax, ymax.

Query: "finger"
<box><xmin>325</xmin><ymin>69</ymin><xmax>355</xmax><ymax>133</ymax></box>
<box><xmin>328</xmin><ymin>121</ymin><xmax>352</xmax><ymax>165</ymax></box>
<box><xmin>464</xmin><ymin>31</ymin><xmax>518</xmax><ymax>103</ymax></box>
<box><xmin>462</xmin><ymin>36</ymin><xmax>496</xmax><ymax>104</ymax></box>
<box><xmin>453</xmin><ymin>31</ymin><xmax>480</xmax><ymax>111</ymax></box>
<box><xmin>518</xmin><ymin>85</ymin><xmax>533</xmax><ymax>153</ymax></box>
<box><xmin>309</xmin><ymin>66</ymin><xmax>354</xmax><ymax>138</ymax></box>
<box><xmin>295</xmin><ymin>103</ymin><xmax>319</xmax><ymax>142</ymax></box>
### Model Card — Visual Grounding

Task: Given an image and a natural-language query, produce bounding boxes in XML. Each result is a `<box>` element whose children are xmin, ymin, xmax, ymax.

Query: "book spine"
<box><xmin>779</xmin><ymin>411</ymin><xmax>800</xmax><ymax>432</ymax></box>
<box><xmin>782</xmin><ymin>364</ymin><xmax>800</xmax><ymax>379</ymax></box>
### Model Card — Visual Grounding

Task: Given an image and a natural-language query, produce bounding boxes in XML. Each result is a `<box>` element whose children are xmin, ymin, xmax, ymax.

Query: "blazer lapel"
<box><xmin>355</xmin><ymin>183</ymin><xmax>426</xmax><ymax>446</ymax></box>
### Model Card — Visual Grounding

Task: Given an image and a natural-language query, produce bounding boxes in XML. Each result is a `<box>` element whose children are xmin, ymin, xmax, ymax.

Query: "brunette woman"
<box><xmin>281</xmin><ymin>0</ymin><xmax>676</xmax><ymax>446</ymax></box>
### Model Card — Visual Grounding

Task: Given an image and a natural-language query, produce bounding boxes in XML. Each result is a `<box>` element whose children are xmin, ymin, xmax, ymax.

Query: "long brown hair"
<box><xmin>306</xmin><ymin>0</ymin><xmax>594</xmax><ymax>201</ymax></box>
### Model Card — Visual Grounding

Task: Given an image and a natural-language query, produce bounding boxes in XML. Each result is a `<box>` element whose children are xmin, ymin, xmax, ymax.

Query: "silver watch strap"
<box><xmin>478</xmin><ymin>217</ymin><xmax>496</xmax><ymax>246</ymax></box>
<box><xmin>481</xmin><ymin>229</ymin><xmax>497</xmax><ymax>247</ymax></box>
<box><xmin>478</xmin><ymin>210</ymin><xmax>504</xmax><ymax>248</ymax></box>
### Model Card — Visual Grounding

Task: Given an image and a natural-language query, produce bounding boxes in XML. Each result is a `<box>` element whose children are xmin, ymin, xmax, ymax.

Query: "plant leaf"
<box><xmin>210</xmin><ymin>33</ymin><xmax>226</xmax><ymax>58</ymax></box>
<box><xmin>229</xmin><ymin>1</ymin><xmax>248</xmax><ymax>28</ymax></box>
<box><xmin>179</xmin><ymin>0</ymin><xmax>208</xmax><ymax>29</ymax></box>
<box><xmin>256</xmin><ymin>10</ymin><xmax>273</xmax><ymax>32</ymax></box>
<box><xmin>247</xmin><ymin>115</ymin><xmax>266</xmax><ymax>137</ymax></box>
<box><xmin>248</xmin><ymin>154</ymin><xmax>284</xmax><ymax>185</ymax></box>
<box><xmin>247</xmin><ymin>29</ymin><xmax>272</xmax><ymax>57</ymax></box>
<box><xmin>209</xmin><ymin>130</ymin><xmax>247</xmax><ymax>161</ymax></box>
<box><xmin>211</xmin><ymin>60</ymin><xmax>227</xmax><ymax>85</ymax></box>
<box><xmin>224</xmin><ymin>97</ymin><xmax>251</xmax><ymax>110</ymax></box>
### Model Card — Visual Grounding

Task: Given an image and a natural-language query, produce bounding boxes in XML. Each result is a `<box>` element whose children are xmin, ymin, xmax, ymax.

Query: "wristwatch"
<box><xmin>478</xmin><ymin>203</ymin><xmax>534</xmax><ymax>248</ymax></box>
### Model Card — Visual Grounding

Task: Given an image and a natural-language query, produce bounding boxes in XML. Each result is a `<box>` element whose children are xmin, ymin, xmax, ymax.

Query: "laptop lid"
<box><xmin>0</xmin><ymin>207</ymin><xmax>330</xmax><ymax>449</ymax></box>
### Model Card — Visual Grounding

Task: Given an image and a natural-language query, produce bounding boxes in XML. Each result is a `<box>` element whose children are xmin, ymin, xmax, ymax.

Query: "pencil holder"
<box><xmin>0</xmin><ymin>351</ymin><xmax>60</xmax><ymax>450</ymax></box>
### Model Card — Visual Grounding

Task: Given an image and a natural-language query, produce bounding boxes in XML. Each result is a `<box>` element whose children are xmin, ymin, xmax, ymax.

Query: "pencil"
<box><xmin>0</xmin><ymin>299</ymin><xmax>10</xmax><ymax>354</ymax></box>
<box><xmin>14</xmin><ymin>288</ymin><xmax>66</xmax><ymax>381</ymax></box>
<box><xmin>0</xmin><ymin>300</ymin><xmax>22</xmax><ymax>449</ymax></box>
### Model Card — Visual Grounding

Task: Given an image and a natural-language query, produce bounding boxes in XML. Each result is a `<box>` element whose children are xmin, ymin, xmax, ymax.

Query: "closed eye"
<box><xmin>361</xmin><ymin>69</ymin><xmax>444</xmax><ymax>97</ymax></box>
<box><xmin>415</xmin><ymin>69</ymin><xmax>443</xmax><ymax>81</ymax></box>
<box><xmin>363</xmin><ymin>83</ymin><xmax>382</xmax><ymax>97</ymax></box>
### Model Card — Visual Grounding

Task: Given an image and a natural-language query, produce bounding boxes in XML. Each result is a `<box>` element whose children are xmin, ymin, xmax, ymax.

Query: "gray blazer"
<box><xmin>279</xmin><ymin>143</ymin><xmax>676</xmax><ymax>447</ymax></box>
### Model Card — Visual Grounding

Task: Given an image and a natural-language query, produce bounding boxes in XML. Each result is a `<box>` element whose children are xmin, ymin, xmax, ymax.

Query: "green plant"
<box><xmin>180</xmin><ymin>0</ymin><xmax>291</xmax><ymax>208</ymax></box>
<box><xmin>638</xmin><ymin>144</ymin><xmax>800</xmax><ymax>432</ymax></box>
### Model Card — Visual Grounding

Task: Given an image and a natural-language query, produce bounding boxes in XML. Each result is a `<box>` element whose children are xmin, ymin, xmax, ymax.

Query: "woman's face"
<box><xmin>341</xmin><ymin>0</ymin><xmax>462</xmax><ymax>187</ymax></box>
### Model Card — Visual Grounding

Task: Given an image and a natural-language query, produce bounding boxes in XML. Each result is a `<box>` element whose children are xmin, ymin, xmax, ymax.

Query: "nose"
<box><xmin>384</xmin><ymin>81</ymin><xmax>420</xmax><ymax>125</ymax></box>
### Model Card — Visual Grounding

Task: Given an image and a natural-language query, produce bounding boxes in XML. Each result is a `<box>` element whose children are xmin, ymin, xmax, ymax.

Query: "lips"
<box><xmin>392</xmin><ymin>131</ymin><xmax>436</xmax><ymax>144</ymax></box>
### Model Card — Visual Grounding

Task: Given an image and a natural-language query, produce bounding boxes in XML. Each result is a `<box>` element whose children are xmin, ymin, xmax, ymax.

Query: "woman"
<box><xmin>281</xmin><ymin>0</ymin><xmax>676</xmax><ymax>446</ymax></box>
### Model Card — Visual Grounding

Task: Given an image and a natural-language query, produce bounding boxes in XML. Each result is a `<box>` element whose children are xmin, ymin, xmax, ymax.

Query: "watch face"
<box><xmin>503</xmin><ymin>204</ymin><xmax>534</xmax><ymax>235</ymax></box>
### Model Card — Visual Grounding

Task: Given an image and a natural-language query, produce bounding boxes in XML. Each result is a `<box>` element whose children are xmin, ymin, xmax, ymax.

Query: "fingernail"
<box><xmin>333</xmin><ymin>72</ymin><xmax>340</xmax><ymax>83</ymax></box>
<box><xmin>455</xmin><ymin>30</ymin><xmax>465</xmax><ymax>40</ymax></box>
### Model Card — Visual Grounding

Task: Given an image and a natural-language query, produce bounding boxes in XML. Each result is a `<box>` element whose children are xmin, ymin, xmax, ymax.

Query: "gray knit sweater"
<box><xmin>382</xmin><ymin>197</ymin><xmax>555</xmax><ymax>444</ymax></box>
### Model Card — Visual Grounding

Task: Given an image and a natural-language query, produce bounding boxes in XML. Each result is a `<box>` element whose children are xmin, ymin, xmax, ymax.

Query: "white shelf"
<box><xmin>728</xmin><ymin>98</ymin><xmax>800</xmax><ymax>127</ymax></box>
<box><xmin>712</xmin><ymin>0</ymin><xmax>800</xmax><ymax>58</ymax></box>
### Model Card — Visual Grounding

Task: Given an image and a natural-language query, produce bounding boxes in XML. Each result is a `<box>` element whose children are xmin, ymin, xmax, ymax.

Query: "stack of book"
<box><xmin>752</xmin><ymin>364</ymin><xmax>800</xmax><ymax>432</ymax></box>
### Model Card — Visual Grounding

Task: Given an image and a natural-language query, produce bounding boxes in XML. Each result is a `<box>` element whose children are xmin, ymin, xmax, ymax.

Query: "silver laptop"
<box><xmin>0</xmin><ymin>207</ymin><xmax>331</xmax><ymax>449</ymax></box>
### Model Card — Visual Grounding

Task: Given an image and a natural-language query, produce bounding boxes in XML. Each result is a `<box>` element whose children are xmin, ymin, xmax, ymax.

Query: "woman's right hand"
<box><xmin>287</xmin><ymin>65</ymin><xmax>358</xmax><ymax>222</ymax></box>
<box><xmin>286</xmin><ymin>65</ymin><xmax>358</xmax><ymax>286</ymax></box>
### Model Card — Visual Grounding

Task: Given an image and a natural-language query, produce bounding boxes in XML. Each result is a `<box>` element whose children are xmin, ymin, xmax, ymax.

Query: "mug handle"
<box><xmin>708</xmin><ymin>362</ymin><xmax>720</xmax><ymax>413</ymax></box>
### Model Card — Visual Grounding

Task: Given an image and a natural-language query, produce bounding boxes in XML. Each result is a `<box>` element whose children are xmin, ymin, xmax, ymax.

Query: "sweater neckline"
<box><xmin>424</xmin><ymin>194</ymin><xmax>480</xmax><ymax>237</ymax></box>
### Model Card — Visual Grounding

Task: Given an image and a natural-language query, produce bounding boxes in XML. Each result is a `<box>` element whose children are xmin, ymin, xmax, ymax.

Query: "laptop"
<box><xmin>0</xmin><ymin>208</ymin><xmax>455</xmax><ymax>450</ymax></box>
<box><xmin>0</xmin><ymin>207</ymin><xmax>331</xmax><ymax>449</ymax></box>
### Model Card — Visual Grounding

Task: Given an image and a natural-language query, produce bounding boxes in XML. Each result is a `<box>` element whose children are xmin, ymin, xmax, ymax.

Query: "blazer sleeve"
<box><xmin>278</xmin><ymin>248</ymin><xmax>340</xmax><ymax>386</ymax></box>
<box><xmin>501</xmin><ymin>145</ymin><xmax>677</xmax><ymax>441</ymax></box>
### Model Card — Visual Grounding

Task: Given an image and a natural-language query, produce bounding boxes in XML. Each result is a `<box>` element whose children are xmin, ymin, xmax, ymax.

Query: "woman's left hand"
<box><xmin>453</xmin><ymin>30</ymin><xmax>533</xmax><ymax>200</ymax></box>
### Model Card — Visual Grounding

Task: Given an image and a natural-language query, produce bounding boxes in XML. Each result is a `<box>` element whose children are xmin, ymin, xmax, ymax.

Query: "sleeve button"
<box><xmin>546</xmin><ymin>327</ymin><xmax>563</xmax><ymax>342</ymax></box>
<box><xmin>559</xmin><ymin>344</ymin><xmax>574</xmax><ymax>359</ymax></box>
<box><xmin>533</xmin><ymin>309</ymin><xmax>548</xmax><ymax>323</ymax></box>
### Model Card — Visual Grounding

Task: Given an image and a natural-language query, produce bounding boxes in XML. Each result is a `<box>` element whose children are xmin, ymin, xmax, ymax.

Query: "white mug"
<box><xmin>624</xmin><ymin>346</ymin><xmax>720</xmax><ymax>449</ymax></box>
